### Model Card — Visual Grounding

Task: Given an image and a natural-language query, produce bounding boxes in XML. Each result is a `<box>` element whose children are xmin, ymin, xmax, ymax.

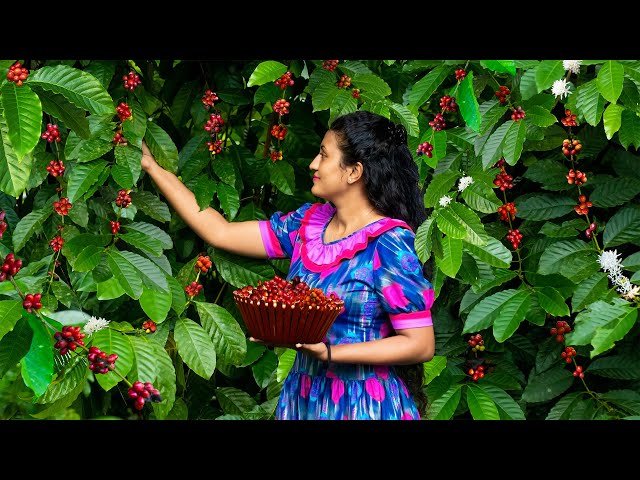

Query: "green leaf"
<box><xmin>415</xmin><ymin>216</ymin><xmax>435</xmax><ymax>263</ymax></box>
<box><xmin>481</xmin><ymin>120</ymin><xmax>511</xmax><ymax>169</ymax></box>
<box><xmin>11</xmin><ymin>207</ymin><xmax>52</xmax><ymax>253</ymax></box>
<box><xmin>29</xmin><ymin>64</ymin><xmax>115</xmax><ymax>116</ymax></box>
<box><xmin>546</xmin><ymin>392</ymin><xmax>584</xmax><ymax>420</ymax></box>
<box><xmin>618</xmin><ymin>110</ymin><xmax>640</xmax><ymax>150</ymax></box>
<box><xmin>127</xmin><ymin>335</ymin><xmax>159</xmax><ymax>384</ymax></box>
<box><xmin>126</xmin><ymin>222</ymin><xmax>173</xmax><ymax>249</ymax></box>
<box><xmin>436</xmin><ymin>236</ymin><xmax>462</xmax><ymax>278</ymax></box>
<box><xmin>190</xmin><ymin>175</ymin><xmax>217</xmax><ymax>211</ymax></box>
<box><xmin>167</xmin><ymin>276</ymin><xmax>186</xmax><ymax>317</ymax></box>
<box><xmin>195</xmin><ymin>301</ymin><xmax>247</xmax><ymax>367</ymax></box>
<box><xmin>268</xmin><ymin>160</ymin><xmax>295</xmax><ymax>196</ymax></box>
<box><xmin>519</xmin><ymin>68</ymin><xmax>539</xmax><ymax>101</ymax></box>
<box><xmin>139</xmin><ymin>286</ymin><xmax>172</xmax><ymax>323</ymax></box>
<box><xmin>31</xmin><ymin>87</ymin><xmax>90</xmax><ymax>139</ymax></box>
<box><xmin>0</xmin><ymin>103</ymin><xmax>32</xmax><ymax>197</ymax></box>
<box><xmin>591</xmin><ymin>308</ymin><xmax>637</xmax><ymax>357</ymax></box>
<box><xmin>1</xmin><ymin>82</ymin><xmax>42</xmax><ymax>159</ymax></box>
<box><xmin>427</xmin><ymin>384</ymin><xmax>463</xmax><ymax>420</ymax></box>
<box><xmin>96</xmin><ymin>276</ymin><xmax>125</xmax><ymax>300</ymax></box>
<box><xmin>407</xmin><ymin>65</ymin><xmax>451</xmax><ymax>108</ymax></box>
<box><xmin>106</xmin><ymin>249</ymin><xmax>143</xmax><ymax>300</ymax></box>
<box><xmin>435</xmin><ymin>205</ymin><xmax>466</xmax><ymax>239</ymax></box>
<box><xmin>576</xmin><ymin>79</ymin><xmax>605</xmax><ymax>126</ymax></box>
<box><xmin>423</xmin><ymin>170</ymin><xmax>458</xmax><ymax>208</ymax></box>
<box><xmin>216</xmin><ymin>386</ymin><xmax>259</xmax><ymax>415</ymax></box>
<box><xmin>251</xmin><ymin>350</ymin><xmax>278</xmax><ymax>389</ymax></box>
<box><xmin>71</xmin><ymin>245</ymin><xmax>104</xmax><ymax>272</ymax></box>
<box><xmin>0</xmin><ymin>316</ymin><xmax>33</xmax><ymax>378</ymax></box>
<box><xmin>478</xmin><ymin>384</ymin><xmax>526</xmax><ymax>420</ymax></box>
<box><xmin>83</xmin><ymin>60</ymin><xmax>116</xmax><ymax>89</ymax></box>
<box><xmin>603</xmin><ymin>204</ymin><xmax>640</xmax><ymax>247</ymax></box>
<box><xmin>537</xmin><ymin>239</ymin><xmax>593</xmax><ymax>275</ymax></box>
<box><xmin>492</xmin><ymin>289</ymin><xmax>531</xmax><ymax>342</ymax></box>
<box><xmin>211</xmin><ymin>249</ymin><xmax>275</xmax><ymax>289</ymax></box>
<box><xmin>460</xmin><ymin>181</ymin><xmax>503</xmax><ymax>214</ymax></box>
<box><xmin>572</xmin><ymin>272</ymin><xmax>610</xmax><ymax>313</ymax></box>
<box><xmin>20</xmin><ymin>315</ymin><xmax>54</xmax><ymax>397</ymax></box>
<box><xmin>596</xmin><ymin>60</ymin><xmax>625</xmax><ymax>103</ymax></box>
<box><xmin>145</xmin><ymin>122</ymin><xmax>179</xmax><ymax>174</ymax></box>
<box><xmin>464</xmin><ymin>236</ymin><xmax>513</xmax><ymax>269</ymax></box>
<box><xmin>247</xmin><ymin>61</ymin><xmax>288</xmax><ymax>87</ymax></box>
<box><xmin>149</xmin><ymin>341</ymin><xmax>176</xmax><ymax>419</ymax></box>
<box><xmin>521</xmin><ymin>365</ymin><xmax>574</xmax><ymax>403</ymax></box>
<box><xmin>439</xmin><ymin>202</ymin><xmax>488</xmax><ymax>246</ymax></box>
<box><xmin>588</xmin><ymin>353</ymin><xmax>640</xmax><ymax>379</ymax></box>
<box><xmin>216</xmin><ymin>182</ymin><xmax>240</xmax><ymax>221</ymax></box>
<box><xmin>457</xmin><ymin>71</ymin><xmax>481</xmax><ymax>132</ymax></box>
<box><xmin>502</xmin><ymin>118</ymin><xmax>526</xmax><ymax>165</ymax></box>
<box><xmin>387</xmin><ymin>102</ymin><xmax>419</xmax><ymax>138</ymax></box>
<box><xmin>464</xmin><ymin>288</ymin><xmax>521</xmax><ymax>333</ymax></box>
<box><xmin>118</xmin><ymin>230</ymin><xmax>164</xmax><ymax>257</ymax></box>
<box><xmin>113</xmin><ymin>143</ymin><xmax>143</xmax><ymax>187</ymax></box>
<box><xmin>535</xmin><ymin>287</ymin><xmax>570</xmax><ymax>316</ymax></box>
<box><xmin>515</xmin><ymin>193</ymin><xmax>575</xmax><ymax>220</ymax></box>
<box><xmin>603</xmin><ymin>103</ymin><xmax>624</xmax><ymax>139</ymax></box>
<box><xmin>36</xmin><ymin>354</ymin><xmax>88</xmax><ymax>404</ymax></box>
<box><xmin>535</xmin><ymin>60</ymin><xmax>565</xmax><ymax>92</ymax></box>
<box><xmin>66</xmin><ymin>159</ymin><xmax>108</xmax><ymax>203</ymax></box>
<box><xmin>121</xmin><ymin>100</ymin><xmax>147</xmax><ymax>149</ymax></box>
<box><xmin>312</xmin><ymin>81</ymin><xmax>341</xmax><ymax>112</ymax></box>
<box><xmin>525</xmin><ymin>105</ymin><xmax>558</xmax><ymax>127</ymax></box>
<box><xmin>352</xmin><ymin>73</ymin><xmax>391</xmax><ymax>98</ymax></box>
<box><xmin>130</xmin><ymin>190</ymin><xmax>171</xmax><ymax>223</ymax></box>
<box><xmin>0</xmin><ymin>299</ymin><xmax>23</xmax><ymax>342</ymax></box>
<box><xmin>590</xmin><ymin>176</ymin><xmax>640</xmax><ymax>208</ymax></box>
<box><xmin>480</xmin><ymin>60</ymin><xmax>516</xmax><ymax>76</ymax></box>
<box><xmin>62</xmin><ymin>233</ymin><xmax>110</xmax><ymax>257</ymax></box>
<box><xmin>211</xmin><ymin>154</ymin><xmax>236</xmax><ymax>187</ymax></box>
<box><xmin>174</xmin><ymin>317</ymin><xmax>217</xmax><ymax>380</ymax></box>
<box><xmin>119</xmin><ymin>250</ymin><xmax>169</xmax><ymax>293</ymax></box>
<box><xmin>465</xmin><ymin>383</ymin><xmax>500</xmax><ymax>420</ymax></box>
<box><xmin>568</xmin><ymin>299</ymin><xmax>631</xmax><ymax>346</ymax></box>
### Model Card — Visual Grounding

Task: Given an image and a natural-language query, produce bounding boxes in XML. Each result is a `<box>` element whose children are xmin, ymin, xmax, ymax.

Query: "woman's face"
<box><xmin>309</xmin><ymin>130</ymin><xmax>349</xmax><ymax>201</ymax></box>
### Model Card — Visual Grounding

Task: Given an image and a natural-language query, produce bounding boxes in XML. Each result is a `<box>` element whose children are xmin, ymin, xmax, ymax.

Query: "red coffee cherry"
<box><xmin>562</xmin><ymin>138</ymin><xmax>582</xmax><ymax>156</ymax></box>
<box><xmin>53</xmin><ymin>325</ymin><xmax>86</xmax><ymax>355</ymax></box>
<box><xmin>561</xmin><ymin>109</ymin><xmax>578</xmax><ymax>127</ymax></box>
<box><xmin>127</xmin><ymin>381</ymin><xmax>162</xmax><ymax>411</ymax></box>
<box><xmin>416</xmin><ymin>142</ymin><xmax>433</xmax><ymax>158</ymax></box>
<box><xmin>351</xmin><ymin>88</ymin><xmax>361</xmax><ymax>98</ymax></box>
<box><xmin>337</xmin><ymin>74</ymin><xmax>351</xmax><ymax>88</ymax></box>
<box><xmin>574</xmin><ymin>195</ymin><xmax>593</xmax><ymax>216</ymax></box>
<box><xmin>273</xmin><ymin>99</ymin><xmax>291</xmax><ymax>116</ymax></box>
<box><xmin>110</xmin><ymin>221</ymin><xmax>120</xmax><ymax>235</ymax></box>
<box><xmin>506</xmin><ymin>229</ymin><xmax>523</xmax><ymax>249</ymax></box>
<box><xmin>270</xmin><ymin>150</ymin><xmax>283</xmax><ymax>162</ymax></box>
<box><xmin>123</xmin><ymin>71</ymin><xmax>142</xmax><ymax>91</ymax></box>
<box><xmin>195</xmin><ymin>255</ymin><xmax>212</xmax><ymax>273</ymax></box>
<box><xmin>455</xmin><ymin>68</ymin><xmax>466</xmax><ymax>81</ymax></box>
<box><xmin>41</xmin><ymin>123</ymin><xmax>61</xmax><ymax>143</ymax></box>
<box><xmin>573</xmin><ymin>365</ymin><xmax>584</xmax><ymax>378</ymax></box>
<box><xmin>185</xmin><ymin>281</ymin><xmax>203</xmax><ymax>297</ymax></box>
<box><xmin>23</xmin><ymin>293</ymin><xmax>42</xmax><ymax>313</ymax></box>
<box><xmin>7</xmin><ymin>62</ymin><xmax>29</xmax><ymax>86</ymax></box>
<box><xmin>53</xmin><ymin>197</ymin><xmax>72</xmax><ymax>216</ymax></box>
<box><xmin>142</xmin><ymin>320</ymin><xmax>157</xmax><ymax>333</ymax></box>
<box><xmin>49</xmin><ymin>235</ymin><xmax>64</xmax><ymax>252</ymax></box>
<box><xmin>429</xmin><ymin>113</ymin><xmax>446</xmax><ymax>132</ymax></box>
<box><xmin>468</xmin><ymin>333</ymin><xmax>485</xmax><ymax>352</ymax></box>
<box><xmin>550</xmin><ymin>320</ymin><xmax>572</xmax><ymax>342</ymax></box>
<box><xmin>275</xmin><ymin>71</ymin><xmax>294</xmax><ymax>90</ymax></box>
<box><xmin>46</xmin><ymin>159</ymin><xmax>65</xmax><ymax>177</ymax></box>
<box><xmin>322</xmin><ymin>60</ymin><xmax>339</xmax><ymax>72</ymax></box>
<box><xmin>116</xmin><ymin>102</ymin><xmax>132</xmax><ymax>122</ymax></box>
<box><xmin>468</xmin><ymin>364</ymin><xmax>485</xmax><ymax>381</ymax></box>
<box><xmin>204</xmin><ymin>112</ymin><xmax>224</xmax><ymax>135</ymax></box>
<box><xmin>511</xmin><ymin>106</ymin><xmax>525</xmax><ymax>122</ymax></box>
<box><xmin>0</xmin><ymin>253</ymin><xmax>23</xmax><ymax>282</ymax></box>
<box><xmin>566</xmin><ymin>169</ymin><xmax>587</xmax><ymax>185</ymax></box>
<box><xmin>561</xmin><ymin>346</ymin><xmax>577</xmax><ymax>363</ymax></box>
<box><xmin>206</xmin><ymin>139</ymin><xmax>223</xmax><ymax>155</ymax></box>
<box><xmin>497</xmin><ymin>202</ymin><xmax>517</xmax><ymax>221</ymax></box>
<box><xmin>495</xmin><ymin>86</ymin><xmax>510</xmax><ymax>104</ymax></box>
<box><xmin>201</xmin><ymin>89</ymin><xmax>219</xmax><ymax>110</ymax></box>
<box><xmin>112</xmin><ymin>131</ymin><xmax>127</xmax><ymax>145</ymax></box>
<box><xmin>115</xmin><ymin>189</ymin><xmax>132</xmax><ymax>208</ymax></box>
<box><xmin>271</xmin><ymin>124</ymin><xmax>287</xmax><ymax>141</ymax></box>
<box><xmin>493</xmin><ymin>171</ymin><xmax>514</xmax><ymax>190</ymax></box>
<box><xmin>87</xmin><ymin>346</ymin><xmax>118</xmax><ymax>374</ymax></box>
<box><xmin>440</xmin><ymin>95</ymin><xmax>458</xmax><ymax>112</ymax></box>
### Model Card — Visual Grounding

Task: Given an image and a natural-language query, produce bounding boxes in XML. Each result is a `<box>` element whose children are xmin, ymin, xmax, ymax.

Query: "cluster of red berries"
<box><xmin>46</xmin><ymin>159</ymin><xmax>65</xmax><ymax>177</ymax></box>
<box><xmin>562</xmin><ymin>138</ymin><xmax>582</xmax><ymax>156</ymax></box>
<box><xmin>273</xmin><ymin>99</ymin><xmax>290</xmax><ymax>116</ymax></box>
<box><xmin>561</xmin><ymin>109</ymin><xmax>578</xmax><ymax>127</ymax></box>
<box><xmin>566</xmin><ymin>169</ymin><xmax>587</xmax><ymax>185</ymax></box>
<box><xmin>416</xmin><ymin>142</ymin><xmax>434</xmax><ymax>158</ymax></box>
<box><xmin>128</xmin><ymin>381</ymin><xmax>162</xmax><ymax>411</ymax></box>
<box><xmin>493</xmin><ymin>170</ymin><xmax>514</xmax><ymax>191</ymax></box>
<box><xmin>511</xmin><ymin>106</ymin><xmax>526</xmax><ymax>122</ymax></box>
<box><xmin>550</xmin><ymin>319</ymin><xmax>572</xmax><ymax>343</ymax></box>
<box><xmin>468</xmin><ymin>333</ymin><xmax>485</xmax><ymax>352</ymax></box>
<box><xmin>429</xmin><ymin>113</ymin><xmax>446</xmax><ymax>132</ymax></box>
<box><xmin>585</xmin><ymin>222</ymin><xmax>598</xmax><ymax>239</ymax></box>
<box><xmin>561</xmin><ymin>346</ymin><xmax>577</xmax><ymax>363</ymax></box>
<box><xmin>53</xmin><ymin>325</ymin><xmax>86</xmax><ymax>355</ymax></box>
<box><xmin>0</xmin><ymin>211</ymin><xmax>6</xmax><ymax>239</ymax></box>
<box><xmin>201</xmin><ymin>90</ymin><xmax>218</xmax><ymax>110</ymax></box>
<box><xmin>7</xmin><ymin>62</ymin><xmax>29</xmax><ymax>86</ymax></box>
<box><xmin>271</xmin><ymin>124</ymin><xmax>287</xmax><ymax>141</ymax></box>
<box><xmin>337</xmin><ymin>75</ymin><xmax>351</xmax><ymax>88</ymax></box>
<box><xmin>322</xmin><ymin>60</ymin><xmax>339</xmax><ymax>72</ymax></box>
<box><xmin>573</xmin><ymin>365</ymin><xmax>585</xmax><ymax>378</ymax></box>
<box><xmin>123</xmin><ymin>71</ymin><xmax>142</xmax><ymax>91</ymax></box>
<box><xmin>142</xmin><ymin>320</ymin><xmax>157</xmax><ymax>333</ymax></box>
<box><xmin>468</xmin><ymin>364</ymin><xmax>485</xmax><ymax>381</ymax></box>
<box><xmin>185</xmin><ymin>281</ymin><xmax>203</xmax><ymax>297</ymax></box>
<box><xmin>195</xmin><ymin>255</ymin><xmax>212</xmax><ymax>273</ymax></box>
<box><xmin>506</xmin><ymin>229</ymin><xmax>523</xmax><ymax>249</ymax></box>
<box><xmin>87</xmin><ymin>346</ymin><xmax>118</xmax><ymax>374</ymax></box>
<box><xmin>275</xmin><ymin>71</ymin><xmax>294</xmax><ymax>90</ymax></box>
<box><xmin>110</xmin><ymin>221</ymin><xmax>120</xmax><ymax>235</ymax></box>
<box><xmin>116</xmin><ymin>102</ymin><xmax>132</xmax><ymax>122</ymax></box>
<box><xmin>455</xmin><ymin>68</ymin><xmax>466</xmax><ymax>81</ymax></box>
<box><xmin>235</xmin><ymin>275</ymin><xmax>342</xmax><ymax>308</ymax></box>
<box><xmin>204</xmin><ymin>112</ymin><xmax>224</xmax><ymax>135</ymax></box>
<box><xmin>41</xmin><ymin>124</ymin><xmax>61</xmax><ymax>143</ymax></box>
<box><xmin>1</xmin><ymin>253</ymin><xmax>22</xmax><ymax>282</ymax></box>
<box><xmin>270</xmin><ymin>150</ymin><xmax>283</xmax><ymax>162</ymax></box>
<box><xmin>23</xmin><ymin>293</ymin><xmax>42</xmax><ymax>313</ymax></box>
<box><xmin>113</xmin><ymin>131</ymin><xmax>127</xmax><ymax>145</ymax></box>
<box><xmin>497</xmin><ymin>202</ymin><xmax>517</xmax><ymax>221</ymax></box>
<box><xmin>440</xmin><ymin>95</ymin><xmax>458</xmax><ymax>112</ymax></box>
<box><xmin>53</xmin><ymin>198</ymin><xmax>72</xmax><ymax>216</ymax></box>
<box><xmin>351</xmin><ymin>88</ymin><xmax>361</xmax><ymax>99</ymax></box>
<box><xmin>115</xmin><ymin>189</ymin><xmax>132</xmax><ymax>208</ymax></box>
<box><xmin>495</xmin><ymin>86</ymin><xmax>510</xmax><ymax>104</ymax></box>
<box><xmin>207</xmin><ymin>139</ymin><xmax>223</xmax><ymax>155</ymax></box>
<box><xmin>574</xmin><ymin>195</ymin><xmax>593</xmax><ymax>215</ymax></box>
<box><xmin>49</xmin><ymin>235</ymin><xmax>64</xmax><ymax>252</ymax></box>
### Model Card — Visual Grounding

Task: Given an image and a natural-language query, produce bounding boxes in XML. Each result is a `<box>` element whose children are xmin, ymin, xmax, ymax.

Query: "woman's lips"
<box><xmin>312</xmin><ymin>176</ymin><xmax>319</xmax><ymax>181</ymax></box>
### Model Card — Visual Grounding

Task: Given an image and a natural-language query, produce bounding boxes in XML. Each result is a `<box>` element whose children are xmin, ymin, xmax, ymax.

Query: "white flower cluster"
<box><xmin>84</xmin><ymin>316</ymin><xmax>110</xmax><ymax>336</ymax></box>
<box><xmin>458</xmin><ymin>176</ymin><xmax>474</xmax><ymax>192</ymax></box>
<box><xmin>563</xmin><ymin>60</ymin><xmax>582</xmax><ymax>75</ymax></box>
<box><xmin>551</xmin><ymin>78</ymin><xmax>572</xmax><ymax>99</ymax></box>
<box><xmin>439</xmin><ymin>195</ymin><xmax>453</xmax><ymax>207</ymax></box>
<box><xmin>597</xmin><ymin>249</ymin><xmax>635</xmax><ymax>297</ymax></box>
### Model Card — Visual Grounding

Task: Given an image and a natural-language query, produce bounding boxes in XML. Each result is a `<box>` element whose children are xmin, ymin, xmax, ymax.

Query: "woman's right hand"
<box><xmin>141</xmin><ymin>140</ymin><xmax>158</xmax><ymax>173</ymax></box>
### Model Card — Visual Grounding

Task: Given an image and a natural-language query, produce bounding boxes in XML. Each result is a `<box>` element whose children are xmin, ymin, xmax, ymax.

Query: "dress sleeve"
<box><xmin>258</xmin><ymin>203</ymin><xmax>313</xmax><ymax>259</ymax></box>
<box><xmin>373</xmin><ymin>227</ymin><xmax>434</xmax><ymax>330</ymax></box>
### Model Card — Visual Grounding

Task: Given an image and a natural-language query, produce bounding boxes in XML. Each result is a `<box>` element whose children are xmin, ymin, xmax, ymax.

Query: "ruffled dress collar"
<box><xmin>299</xmin><ymin>203</ymin><xmax>411</xmax><ymax>273</ymax></box>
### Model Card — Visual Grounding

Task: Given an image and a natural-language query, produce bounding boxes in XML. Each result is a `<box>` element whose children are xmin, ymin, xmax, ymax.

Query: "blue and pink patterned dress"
<box><xmin>258</xmin><ymin>202</ymin><xmax>434</xmax><ymax>420</ymax></box>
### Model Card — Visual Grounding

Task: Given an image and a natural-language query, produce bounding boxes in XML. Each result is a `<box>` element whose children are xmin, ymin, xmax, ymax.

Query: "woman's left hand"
<box><xmin>249</xmin><ymin>337</ymin><xmax>328</xmax><ymax>361</ymax></box>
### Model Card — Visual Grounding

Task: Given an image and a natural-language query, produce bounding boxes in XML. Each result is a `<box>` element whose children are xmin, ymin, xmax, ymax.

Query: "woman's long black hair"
<box><xmin>329</xmin><ymin>110</ymin><xmax>431</xmax><ymax>417</ymax></box>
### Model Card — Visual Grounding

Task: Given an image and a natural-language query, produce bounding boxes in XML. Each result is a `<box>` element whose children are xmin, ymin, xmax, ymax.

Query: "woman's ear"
<box><xmin>348</xmin><ymin>162</ymin><xmax>364</xmax><ymax>183</ymax></box>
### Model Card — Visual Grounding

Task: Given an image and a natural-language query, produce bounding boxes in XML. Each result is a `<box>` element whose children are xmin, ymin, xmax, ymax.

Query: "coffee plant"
<box><xmin>2</xmin><ymin>59</ymin><xmax>640</xmax><ymax>420</ymax></box>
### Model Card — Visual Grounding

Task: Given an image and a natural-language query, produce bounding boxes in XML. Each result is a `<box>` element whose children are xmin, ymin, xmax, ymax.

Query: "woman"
<box><xmin>141</xmin><ymin>110</ymin><xmax>435</xmax><ymax>420</ymax></box>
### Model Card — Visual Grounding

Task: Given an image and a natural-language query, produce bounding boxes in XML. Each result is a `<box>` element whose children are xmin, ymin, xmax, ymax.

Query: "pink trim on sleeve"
<box><xmin>258</xmin><ymin>220</ymin><xmax>285</xmax><ymax>259</ymax></box>
<box><xmin>390</xmin><ymin>310</ymin><xmax>433</xmax><ymax>329</ymax></box>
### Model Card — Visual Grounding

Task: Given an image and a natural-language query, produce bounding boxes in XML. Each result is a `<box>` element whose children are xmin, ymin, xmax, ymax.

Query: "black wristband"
<box><xmin>324</xmin><ymin>341</ymin><xmax>332</xmax><ymax>369</ymax></box>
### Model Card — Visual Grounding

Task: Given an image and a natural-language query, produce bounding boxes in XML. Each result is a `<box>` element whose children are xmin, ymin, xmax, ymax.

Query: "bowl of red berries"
<box><xmin>233</xmin><ymin>275</ymin><xmax>344</xmax><ymax>345</ymax></box>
